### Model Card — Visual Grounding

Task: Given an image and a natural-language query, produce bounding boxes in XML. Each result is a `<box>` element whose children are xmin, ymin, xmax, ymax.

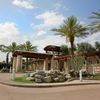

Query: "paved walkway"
<box><xmin>0</xmin><ymin>73</ymin><xmax>100</xmax><ymax>88</ymax></box>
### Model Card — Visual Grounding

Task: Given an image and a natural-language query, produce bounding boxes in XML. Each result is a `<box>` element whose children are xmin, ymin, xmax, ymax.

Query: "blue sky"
<box><xmin>0</xmin><ymin>0</ymin><xmax>100</xmax><ymax>61</ymax></box>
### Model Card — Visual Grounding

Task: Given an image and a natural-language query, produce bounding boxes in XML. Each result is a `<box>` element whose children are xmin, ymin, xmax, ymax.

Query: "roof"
<box><xmin>44</xmin><ymin>45</ymin><xmax>62</xmax><ymax>52</ymax></box>
<box><xmin>54</xmin><ymin>51</ymin><xmax>100</xmax><ymax>61</ymax></box>
<box><xmin>13</xmin><ymin>50</ymin><xmax>53</xmax><ymax>59</ymax></box>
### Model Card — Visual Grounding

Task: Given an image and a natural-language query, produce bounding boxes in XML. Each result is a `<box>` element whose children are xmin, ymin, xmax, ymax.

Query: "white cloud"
<box><xmin>12</xmin><ymin>0</ymin><xmax>35</xmax><ymax>9</ymax></box>
<box><xmin>54</xmin><ymin>2</ymin><xmax>69</xmax><ymax>12</ymax></box>
<box><xmin>75</xmin><ymin>32</ymin><xmax>100</xmax><ymax>46</ymax></box>
<box><xmin>34</xmin><ymin>35</ymin><xmax>66</xmax><ymax>53</ymax></box>
<box><xmin>0</xmin><ymin>22</ymin><xmax>22</xmax><ymax>45</ymax></box>
<box><xmin>37</xmin><ymin>31</ymin><xmax>46</xmax><ymax>36</ymax></box>
<box><xmin>34</xmin><ymin>11</ymin><xmax>65</xmax><ymax>30</ymax></box>
<box><xmin>0</xmin><ymin>22</ymin><xmax>23</xmax><ymax>61</ymax></box>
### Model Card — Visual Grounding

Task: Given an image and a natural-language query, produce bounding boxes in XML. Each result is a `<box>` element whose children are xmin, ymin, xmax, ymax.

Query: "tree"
<box><xmin>89</xmin><ymin>10</ymin><xmax>100</xmax><ymax>33</ymax></box>
<box><xmin>77</xmin><ymin>42</ymin><xmax>96</xmax><ymax>54</ymax></box>
<box><xmin>19</xmin><ymin>41</ymin><xmax>37</xmax><ymax>70</ymax></box>
<box><xmin>20</xmin><ymin>41</ymin><xmax>37</xmax><ymax>51</ymax></box>
<box><xmin>52</xmin><ymin>16</ymin><xmax>88</xmax><ymax>55</ymax></box>
<box><xmin>60</xmin><ymin>45</ymin><xmax>69</xmax><ymax>55</ymax></box>
<box><xmin>95</xmin><ymin>41</ymin><xmax>100</xmax><ymax>51</ymax></box>
<box><xmin>0</xmin><ymin>42</ymin><xmax>18</xmax><ymax>64</ymax></box>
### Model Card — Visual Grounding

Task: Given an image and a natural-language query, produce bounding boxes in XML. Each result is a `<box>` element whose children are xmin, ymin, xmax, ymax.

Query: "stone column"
<box><xmin>51</xmin><ymin>59</ymin><xmax>58</xmax><ymax>70</ymax></box>
<box><xmin>43</xmin><ymin>60</ymin><xmax>46</xmax><ymax>71</ymax></box>
<box><xmin>64</xmin><ymin>61</ymin><xmax>69</xmax><ymax>73</ymax></box>
<box><xmin>43</xmin><ymin>58</ymin><xmax>48</xmax><ymax>71</ymax></box>
<box><xmin>16</xmin><ymin>55</ymin><xmax>22</xmax><ymax>72</ymax></box>
<box><xmin>51</xmin><ymin>58</ymin><xmax>55</xmax><ymax>70</ymax></box>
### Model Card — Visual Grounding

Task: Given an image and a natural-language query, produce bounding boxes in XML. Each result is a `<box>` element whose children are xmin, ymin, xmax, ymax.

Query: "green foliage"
<box><xmin>89</xmin><ymin>10</ymin><xmax>100</xmax><ymax>33</ymax></box>
<box><xmin>67</xmin><ymin>56</ymin><xmax>85</xmax><ymax>71</ymax></box>
<box><xmin>0</xmin><ymin>42</ymin><xmax>18</xmax><ymax>63</ymax></box>
<box><xmin>18</xmin><ymin>41</ymin><xmax>37</xmax><ymax>51</ymax></box>
<box><xmin>93</xmin><ymin>74</ymin><xmax>100</xmax><ymax>80</ymax></box>
<box><xmin>52</xmin><ymin>16</ymin><xmax>88</xmax><ymax>55</ymax></box>
<box><xmin>14</xmin><ymin>76</ymin><xmax>33</xmax><ymax>83</ymax></box>
<box><xmin>60</xmin><ymin>45</ymin><xmax>69</xmax><ymax>55</ymax></box>
<box><xmin>0</xmin><ymin>42</ymin><xmax>18</xmax><ymax>53</ymax></box>
<box><xmin>77</xmin><ymin>42</ymin><xmax>96</xmax><ymax>54</ymax></box>
<box><xmin>95</xmin><ymin>41</ymin><xmax>100</xmax><ymax>51</ymax></box>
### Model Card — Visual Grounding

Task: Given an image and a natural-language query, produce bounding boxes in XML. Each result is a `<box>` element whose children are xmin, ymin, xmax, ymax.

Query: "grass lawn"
<box><xmin>93</xmin><ymin>74</ymin><xmax>100</xmax><ymax>80</ymax></box>
<box><xmin>14</xmin><ymin>76</ymin><xmax>33</xmax><ymax>83</ymax></box>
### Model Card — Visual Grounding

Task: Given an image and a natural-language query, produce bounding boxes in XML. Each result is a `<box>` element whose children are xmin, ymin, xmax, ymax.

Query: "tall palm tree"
<box><xmin>89</xmin><ymin>10</ymin><xmax>100</xmax><ymax>33</ymax></box>
<box><xmin>52</xmin><ymin>16</ymin><xmax>88</xmax><ymax>55</ymax></box>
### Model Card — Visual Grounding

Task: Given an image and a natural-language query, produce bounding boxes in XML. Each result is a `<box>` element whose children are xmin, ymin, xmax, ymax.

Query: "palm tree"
<box><xmin>0</xmin><ymin>42</ymin><xmax>18</xmax><ymax>72</ymax></box>
<box><xmin>0</xmin><ymin>42</ymin><xmax>18</xmax><ymax>64</ymax></box>
<box><xmin>19</xmin><ymin>41</ymin><xmax>37</xmax><ymax>70</ymax></box>
<box><xmin>89</xmin><ymin>10</ymin><xmax>100</xmax><ymax>33</ymax></box>
<box><xmin>52</xmin><ymin>16</ymin><xmax>88</xmax><ymax>55</ymax></box>
<box><xmin>20</xmin><ymin>41</ymin><xmax>37</xmax><ymax>51</ymax></box>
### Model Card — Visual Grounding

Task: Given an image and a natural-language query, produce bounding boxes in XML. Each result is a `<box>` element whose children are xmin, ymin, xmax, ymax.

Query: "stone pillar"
<box><xmin>54</xmin><ymin>60</ymin><xmax>59</xmax><ymax>70</ymax></box>
<box><xmin>79</xmin><ymin>70</ymin><xmax>82</xmax><ymax>82</ymax></box>
<box><xmin>64</xmin><ymin>61</ymin><xmax>69</xmax><ymax>73</ymax></box>
<box><xmin>51</xmin><ymin>58</ymin><xmax>56</xmax><ymax>70</ymax></box>
<box><xmin>43</xmin><ymin>60</ymin><xmax>46</xmax><ymax>71</ymax></box>
<box><xmin>43</xmin><ymin>58</ymin><xmax>48</xmax><ymax>71</ymax></box>
<box><xmin>16</xmin><ymin>55</ymin><xmax>22</xmax><ymax>72</ymax></box>
<box><xmin>51</xmin><ymin>59</ymin><xmax>54</xmax><ymax>70</ymax></box>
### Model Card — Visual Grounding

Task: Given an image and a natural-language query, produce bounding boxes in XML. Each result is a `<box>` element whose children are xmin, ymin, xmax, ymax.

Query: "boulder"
<box><xmin>26</xmin><ymin>77</ymin><xmax>35</xmax><ymax>81</ymax></box>
<box><xmin>58</xmin><ymin>75</ymin><xmax>66</xmax><ymax>82</ymax></box>
<box><xmin>44</xmin><ymin>76</ymin><xmax>52</xmax><ymax>83</ymax></box>
<box><xmin>35</xmin><ymin>75</ymin><xmax>43</xmax><ymax>80</ymax></box>
<box><xmin>30</xmin><ymin>72</ymin><xmax>36</xmax><ymax>77</ymax></box>
<box><xmin>35</xmin><ymin>78</ymin><xmax>42</xmax><ymax>83</ymax></box>
<box><xmin>53</xmin><ymin>77</ymin><xmax>59</xmax><ymax>82</ymax></box>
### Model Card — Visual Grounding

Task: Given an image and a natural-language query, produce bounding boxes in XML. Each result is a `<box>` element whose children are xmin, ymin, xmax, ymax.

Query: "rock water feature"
<box><xmin>26</xmin><ymin>70</ymin><xmax>71</xmax><ymax>83</ymax></box>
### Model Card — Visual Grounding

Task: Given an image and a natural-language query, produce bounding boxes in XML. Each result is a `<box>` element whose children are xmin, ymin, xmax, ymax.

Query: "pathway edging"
<box><xmin>0</xmin><ymin>80</ymin><xmax>100</xmax><ymax>88</ymax></box>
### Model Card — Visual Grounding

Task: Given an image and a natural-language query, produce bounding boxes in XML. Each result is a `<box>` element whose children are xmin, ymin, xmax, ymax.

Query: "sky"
<box><xmin>0</xmin><ymin>0</ymin><xmax>100</xmax><ymax>61</ymax></box>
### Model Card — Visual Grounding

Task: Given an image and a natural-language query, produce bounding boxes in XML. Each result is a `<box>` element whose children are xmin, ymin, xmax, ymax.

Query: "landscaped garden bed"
<box><xmin>14</xmin><ymin>70</ymin><xmax>71</xmax><ymax>83</ymax></box>
<box><xmin>14</xmin><ymin>76</ymin><xmax>33</xmax><ymax>83</ymax></box>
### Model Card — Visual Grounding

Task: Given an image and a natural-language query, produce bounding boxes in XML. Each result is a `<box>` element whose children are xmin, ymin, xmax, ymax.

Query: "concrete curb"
<box><xmin>0</xmin><ymin>80</ymin><xmax>100</xmax><ymax>88</ymax></box>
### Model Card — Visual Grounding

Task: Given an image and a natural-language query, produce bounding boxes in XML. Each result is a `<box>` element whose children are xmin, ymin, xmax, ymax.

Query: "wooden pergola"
<box><xmin>12</xmin><ymin>50</ymin><xmax>53</xmax><ymax>72</ymax></box>
<box><xmin>54</xmin><ymin>51</ymin><xmax>100</xmax><ymax>60</ymax></box>
<box><xmin>12</xmin><ymin>49</ymin><xmax>100</xmax><ymax>73</ymax></box>
<box><xmin>13</xmin><ymin>50</ymin><xmax>53</xmax><ymax>59</ymax></box>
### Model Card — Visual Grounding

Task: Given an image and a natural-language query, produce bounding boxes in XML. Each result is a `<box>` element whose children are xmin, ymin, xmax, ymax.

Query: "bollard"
<box><xmin>79</xmin><ymin>70</ymin><xmax>82</xmax><ymax>82</ymax></box>
<box><xmin>12</xmin><ymin>68</ymin><xmax>15</xmax><ymax>80</ymax></box>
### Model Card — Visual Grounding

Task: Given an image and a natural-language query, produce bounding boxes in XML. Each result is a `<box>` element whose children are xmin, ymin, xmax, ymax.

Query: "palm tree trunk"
<box><xmin>6</xmin><ymin>52</ymin><xmax>9</xmax><ymax>64</ymax></box>
<box><xmin>69</xmin><ymin>36</ymin><xmax>75</xmax><ymax>56</ymax></box>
